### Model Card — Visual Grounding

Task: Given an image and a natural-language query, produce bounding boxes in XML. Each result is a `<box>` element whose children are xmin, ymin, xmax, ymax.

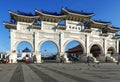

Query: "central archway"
<box><xmin>40</xmin><ymin>40</ymin><xmax>59</xmax><ymax>63</ymax></box>
<box><xmin>90</xmin><ymin>44</ymin><xmax>102</xmax><ymax>58</ymax></box>
<box><xmin>65</xmin><ymin>40</ymin><xmax>85</xmax><ymax>62</ymax></box>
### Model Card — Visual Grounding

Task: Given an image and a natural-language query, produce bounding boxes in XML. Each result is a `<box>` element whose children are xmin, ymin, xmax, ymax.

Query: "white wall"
<box><xmin>10</xmin><ymin>20</ymin><xmax>117</xmax><ymax>63</ymax></box>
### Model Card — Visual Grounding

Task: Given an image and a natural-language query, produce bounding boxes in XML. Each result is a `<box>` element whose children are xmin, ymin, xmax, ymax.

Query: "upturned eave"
<box><xmin>62</xmin><ymin>8</ymin><xmax>94</xmax><ymax>17</ymax></box>
<box><xmin>35</xmin><ymin>10</ymin><xmax>66</xmax><ymax>23</ymax></box>
<box><xmin>3</xmin><ymin>22</ymin><xmax>16</xmax><ymax>29</ymax></box>
<box><xmin>86</xmin><ymin>19</ymin><xmax>109</xmax><ymax>28</ymax></box>
<box><xmin>107</xmin><ymin>26</ymin><xmax>120</xmax><ymax>33</ymax></box>
<box><xmin>9</xmin><ymin>11</ymin><xmax>39</xmax><ymax>23</ymax></box>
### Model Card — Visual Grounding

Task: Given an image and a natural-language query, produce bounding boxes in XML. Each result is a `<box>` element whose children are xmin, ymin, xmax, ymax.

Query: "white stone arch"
<box><xmin>107</xmin><ymin>46</ymin><xmax>116</xmax><ymax>51</ymax></box>
<box><xmin>12</xmin><ymin>40</ymin><xmax>34</xmax><ymax>51</ymax></box>
<box><xmin>63</xmin><ymin>39</ymin><xmax>86</xmax><ymax>54</ymax></box>
<box><xmin>9</xmin><ymin>40</ymin><xmax>34</xmax><ymax>63</ymax></box>
<box><xmin>107</xmin><ymin>46</ymin><xmax>116</xmax><ymax>54</ymax></box>
<box><xmin>37</xmin><ymin>40</ymin><xmax>60</xmax><ymax>53</ymax></box>
<box><xmin>89</xmin><ymin>43</ymin><xmax>103</xmax><ymax>54</ymax></box>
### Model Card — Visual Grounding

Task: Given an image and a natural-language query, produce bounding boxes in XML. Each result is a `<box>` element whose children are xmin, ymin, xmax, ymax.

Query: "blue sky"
<box><xmin>0</xmin><ymin>0</ymin><xmax>120</xmax><ymax>53</ymax></box>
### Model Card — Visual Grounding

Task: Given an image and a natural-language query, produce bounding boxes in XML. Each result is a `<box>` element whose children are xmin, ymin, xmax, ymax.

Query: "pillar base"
<box><xmin>56</xmin><ymin>54</ymin><xmax>61</xmax><ymax>63</ymax></box>
<box><xmin>9</xmin><ymin>52</ymin><xmax>17</xmax><ymax>63</ymax></box>
<box><xmin>60</xmin><ymin>53</ymin><xmax>71</xmax><ymax>63</ymax></box>
<box><xmin>33</xmin><ymin>52</ymin><xmax>41</xmax><ymax>63</ymax></box>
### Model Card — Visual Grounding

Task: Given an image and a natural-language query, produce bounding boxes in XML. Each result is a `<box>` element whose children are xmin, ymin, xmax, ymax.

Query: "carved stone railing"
<box><xmin>101</xmin><ymin>33</ymin><xmax>109</xmax><ymax>37</ymax></box>
<box><xmin>112</xmin><ymin>35</ymin><xmax>120</xmax><ymax>39</ymax></box>
<box><xmin>57</xmin><ymin>25</ymin><xmax>66</xmax><ymax>30</ymax></box>
<box><xmin>32</xmin><ymin>24</ymin><xmax>41</xmax><ymax>29</ymax></box>
<box><xmin>84</xmin><ymin>29</ymin><xmax>92</xmax><ymax>33</ymax></box>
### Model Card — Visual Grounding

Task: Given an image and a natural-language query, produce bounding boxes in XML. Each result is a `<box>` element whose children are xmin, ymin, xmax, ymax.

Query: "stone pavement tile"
<box><xmin>36</xmin><ymin>64</ymin><xmax>92</xmax><ymax>82</ymax></box>
<box><xmin>38</xmin><ymin>63</ymin><xmax>120</xmax><ymax>82</ymax></box>
<box><xmin>32</xmin><ymin>64</ymin><xmax>77</xmax><ymax>82</ymax></box>
<box><xmin>1</xmin><ymin>63</ymin><xmax>120</xmax><ymax>82</ymax></box>
<box><xmin>0</xmin><ymin>64</ymin><xmax>17</xmax><ymax>82</ymax></box>
<box><xmin>22</xmin><ymin>64</ymin><xmax>43</xmax><ymax>82</ymax></box>
<box><xmin>27</xmin><ymin>64</ymin><xmax>58</xmax><ymax>82</ymax></box>
<box><xmin>10</xmin><ymin>64</ymin><xmax>24</xmax><ymax>82</ymax></box>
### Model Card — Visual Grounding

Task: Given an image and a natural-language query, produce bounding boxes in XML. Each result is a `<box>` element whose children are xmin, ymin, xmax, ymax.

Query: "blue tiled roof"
<box><xmin>111</xmin><ymin>26</ymin><xmax>120</xmax><ymax>29</ymax></box>
<box><xmin>16</xmin><ymin>10</ymin><xmax>35</xmax><ymax>16</ymax></box>
<box><xmin>64</xmin><ymin>8</ymin><xmax>94</xmax><ymax>15</ymax></box>
<box><xmin>22</xmin><ymin>47</ymin><xmax>31</xmax><ymax>52</ymax></box>
<box><xmin>93</xmin><ymin>20</ymin><xmax>111</xmax><ymax>24</ymax></box>
<box><xmin>40</xmin><ymin>10</ymin><xmax>63</xmax><ymax>16</ymax></box>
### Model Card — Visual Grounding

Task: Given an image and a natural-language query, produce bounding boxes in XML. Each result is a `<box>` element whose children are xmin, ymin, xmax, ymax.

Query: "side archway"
<box><xmin>16</xmin><ymin>41</ymin><xmax>33</xmax><ymax>62</ymax></box>
<box><xmin>89</xmin><ymin>44</ymin><xmax>103</xmax><ymax>58</ymax></box>
<box><xmin>12</xmin><ymin>40</ymin><xmax>34</xmax><ymax>51</ymax></box>
<box><xmin>16</xmin><ymin>41</ymin><xmax>33</xmax><ymax>51</ymax></box>
<box><xmin>10</xmin><ymin>41</ymin><xmax>34</xmax><ymax>63</ymax></box>
<box><xmin>64</xmin><ymin>40</ymin><xmax>85</xmax><ymax>62</ymax></box>
<box><xmin>107</xmin><ymin>47</ymin><xmax>115</xmax><ymax>55</ymax></box>
<box><xmin>64</xmin><ymin>39</ymin><xmax>85</xmax><ymax>53</ymax></box>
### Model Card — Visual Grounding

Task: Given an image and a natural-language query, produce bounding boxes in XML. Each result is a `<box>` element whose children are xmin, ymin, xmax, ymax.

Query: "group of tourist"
<box><xmin>0</xmin><ymin>58</ymin><xmax>9</xmax><ymax>64</ymax></box>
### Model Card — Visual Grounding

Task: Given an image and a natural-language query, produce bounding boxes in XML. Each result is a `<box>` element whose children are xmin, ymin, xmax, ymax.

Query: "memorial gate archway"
<box><xmin>4</xmin><ymin>8</ymin><xmax>120</xmax><ymax>63</ymax></box>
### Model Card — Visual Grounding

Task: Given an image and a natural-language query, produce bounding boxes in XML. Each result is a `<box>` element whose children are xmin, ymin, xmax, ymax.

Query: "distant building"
<box><xmin>0</xmin><ymin>52</ymin><xmax>7</xmax><ymax>59</ymax></box>
<box><xmin>66</xmin><ymin>44</ymin><xmax>114</xmax><ymax>59</ymax></box>
<box><xmin>0</xmin><ymin>53</ymin><xmax>3</xmax><ymax>59</ymax></box>
<box><xmin>21</xmin><ymin>47</ymin><xmax>32</xmax><ymax>59</ymax></box>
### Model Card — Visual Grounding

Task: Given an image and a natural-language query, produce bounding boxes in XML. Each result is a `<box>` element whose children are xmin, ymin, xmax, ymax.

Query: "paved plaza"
<box><xmin>0</xmin><ymin>63</ymin><xmax>120</xmax><ymax>82</ymax></box>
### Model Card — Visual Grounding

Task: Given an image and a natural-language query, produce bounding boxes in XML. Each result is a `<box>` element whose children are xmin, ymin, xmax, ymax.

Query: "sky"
<box><xmin>0</xmin><ymin>0</ymin><xmax>120</xmax><ymax>53</ymax></box>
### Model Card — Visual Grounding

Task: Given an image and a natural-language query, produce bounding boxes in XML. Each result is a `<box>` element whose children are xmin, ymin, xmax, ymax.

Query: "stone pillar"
<box><xmin>116</xmin><ymin>39</ymin><xmax>119</xmax><ymax>54</ymax></box>
<box><xmin>9</xmin><ymin>29</ymin><xmax>17</xmax><ymax>63</ymax></box>
<box><xmin>85</xmin><ymin>35</ymin><xmax>90</xmax><ymax>56</ymax></box>
<box><xmin>34</xmin><ymin>31</ymin><xmax>41</xmax><ymax>63</ymax></box>
<box><xmin>58</xmin><ymin>32</ymin><xmax>69</xmax><ymax>63</ymax></box>
<box><xmin>10</xmin><ymin>30</ymin><xmax>15</xmax><ymax>51</ymax></box>
<box><xmin>9</xmin><ymin>51</ymin><xmax>17</xmax><ymax>63</ymax></box>
<box><xmin>59</xmin><ymin>32</ymin><xmax>64</xmax><ymax>55</ymax></box>
<box><xmin>0</xmin><ymin>54</ymin><xmax>3</xmax><ymax>59</ymax></box>
<box><xmin>33</xmin><ymin>51</ymin><xmax>41</xmax><ymax>63</ymax></box>
<box><xmin>103</xmin><ymin>39</ymin><xmax>107</xmax><ymax>56</ymax></box>
<box><xmin>59</xmin><ymin>32</ymin><xmax>64</xmax><ymax>57</ymax></box>
<box><xmin>33</xmin><ymin>32</ymin><xmax>36</xmax><ymax>52</ymax></box>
